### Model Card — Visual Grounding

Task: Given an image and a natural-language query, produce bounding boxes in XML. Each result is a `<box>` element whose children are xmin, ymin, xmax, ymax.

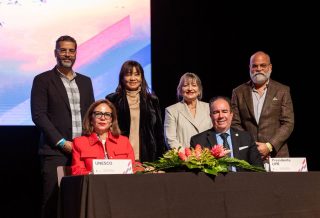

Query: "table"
<box><xmin>60</xmin><ymin>172</ymin><xmax>320</xmax><ymax>218</ymax></box>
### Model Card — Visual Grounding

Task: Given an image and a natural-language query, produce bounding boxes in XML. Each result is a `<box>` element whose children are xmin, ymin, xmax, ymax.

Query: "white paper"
<box><xmin>92</xmin><ymin>159</ymin><xmax>133</xmax><ymax>174</ymax></box>
<box><xmin>269</xmin><ymin>158</ymin><xmax>308</xmax><ymax>172</ymax></box>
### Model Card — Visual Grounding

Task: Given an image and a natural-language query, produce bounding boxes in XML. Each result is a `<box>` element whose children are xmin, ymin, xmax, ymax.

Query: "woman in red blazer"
<box><xmin>71</xmin><ymin>99</ymin><xmax>136</xmax><ymax>175</ymax></box>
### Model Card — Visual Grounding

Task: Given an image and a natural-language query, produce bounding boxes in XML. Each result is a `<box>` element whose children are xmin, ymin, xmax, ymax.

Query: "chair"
<box><xmin>57</xmin><ymin>166</ymin><xmax>71</xmax><ymax>218</ymax></box>
<box><xmin>57</xmin><ymin>166</ymin><xmax>71</xmax><ymax>187</ymax></box>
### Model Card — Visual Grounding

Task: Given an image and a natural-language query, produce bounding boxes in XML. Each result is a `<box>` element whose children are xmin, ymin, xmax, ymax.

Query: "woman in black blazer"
<box><xmin>106</xmin><ymin>60</ymin><xmax>166</xmax><ymax>162</ymax></box>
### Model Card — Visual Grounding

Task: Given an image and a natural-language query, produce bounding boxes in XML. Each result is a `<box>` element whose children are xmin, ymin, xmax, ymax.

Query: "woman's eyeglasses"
<box><xmin>93</xmin><ymin>111</ymin><xmax>112</xmax><ymax>119</ymax></box>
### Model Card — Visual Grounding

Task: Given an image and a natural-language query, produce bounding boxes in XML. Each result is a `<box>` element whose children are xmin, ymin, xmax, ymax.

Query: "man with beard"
<box><xmin>231</xmin><ymin>51</ymin><xmax>294</xmax><ymax>162</ymax></box>
<box><xmin>31</xmin><ymin>35</ymin><xmax>94</xmax><ymax>218</ymax></box>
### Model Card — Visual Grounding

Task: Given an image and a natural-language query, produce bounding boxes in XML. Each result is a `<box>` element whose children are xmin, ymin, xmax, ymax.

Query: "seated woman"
<box><xmin>71</xmin><ymin>99</ymin><xmax>136</xmax><ymax>175</ymax></box>
<box><xmin>164</xmin><ymin>72</ymin><xmax>212</xmax><ymax>150</ymax></box>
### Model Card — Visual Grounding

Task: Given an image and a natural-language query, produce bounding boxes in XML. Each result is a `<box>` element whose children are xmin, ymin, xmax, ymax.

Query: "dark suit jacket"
<box><xmin>190</xmin><ymin>128</ymin><xmax>263</xmax><ymax>169</ymax></box>
<box><xmin>231</xmin><ymin>79</ymin><xmax>294</xmax><ymax>157</ymax></box>
<box><xmin>31</xmin><ymin>67</ymin><xmax>95</xmax><ymax>156</ymax></box>
<box><xmin>106</xmin><ymin>92</ymin><xmax>166</xmax><ymax>162</ymax></box>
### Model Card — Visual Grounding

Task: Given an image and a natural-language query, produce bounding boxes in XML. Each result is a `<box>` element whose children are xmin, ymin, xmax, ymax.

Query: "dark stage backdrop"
<box><xmin>151</xmin><ymin>1</ymin><xmax>319</xmax><ymax>170</ymax></box>
<box><xmin>0</xmin><ymin>1</ymin><xmax>318</xmax><ymax>217</ymax></box>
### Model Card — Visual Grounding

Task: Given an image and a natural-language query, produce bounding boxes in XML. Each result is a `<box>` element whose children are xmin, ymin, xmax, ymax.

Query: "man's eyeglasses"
<box><xmin>57</xmin><ymin>48</ymin><xmax>76</xmax><ymax>56</ymax></box>
<box><xmin>93</xmin><ymin>111</ymin><xmax>112</xmax><ymax>119</ymax></box>
<box><xmin>251</xmin><ymin>63</ymin><xmax>270</xmax><ymax>69</ymax></box>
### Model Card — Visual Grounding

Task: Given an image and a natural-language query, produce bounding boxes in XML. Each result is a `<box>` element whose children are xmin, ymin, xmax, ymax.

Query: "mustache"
<box><xmin>253</xmin><ymin>72</ymin><xmax>266</xmax><ymax>77</ymax></box>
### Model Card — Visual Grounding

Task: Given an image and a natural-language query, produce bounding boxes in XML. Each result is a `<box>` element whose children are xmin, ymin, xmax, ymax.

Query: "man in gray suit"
<box><xmin>231</xmin><ymin>51</ymin><xmax>294</xmax><ymax>159</ymax></box>
<box><xmin>190</xmin><ymin>96</ymin><xmax>263</xmax><ymax>170</ymax></box>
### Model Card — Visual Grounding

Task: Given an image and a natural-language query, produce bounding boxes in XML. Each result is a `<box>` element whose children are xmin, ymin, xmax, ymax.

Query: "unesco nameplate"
<box><xmin>92</xmin><ymin>159</ymin><xmax>133</xmax><ymax>175</ymax></box>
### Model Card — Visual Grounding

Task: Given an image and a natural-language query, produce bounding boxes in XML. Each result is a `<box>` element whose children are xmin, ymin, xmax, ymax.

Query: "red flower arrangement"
<box><xmin>143</xmin><ymin>144</ymin><xmax>265</xmax><ymax>175</ymax></box>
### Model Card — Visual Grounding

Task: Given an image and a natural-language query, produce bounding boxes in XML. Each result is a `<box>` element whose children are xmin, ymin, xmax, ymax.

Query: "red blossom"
<box><xmin>211</xmin><ymin>144</ymin><xmax>229</xmax><ymax>158</ymax></box>
<box><xmin>194</xmin><ymin>144</ymin><xmax>202</xmax><ymax>159</ymax></box>
<box><xmin>185</xmin><ymin>148</ymin><xmax>191</xmax><ymax>157</ymax></box>
<box><xmin>178</xmin><ymin>152</ymin><xmax>187</xmax><ymax>161</ymax></box>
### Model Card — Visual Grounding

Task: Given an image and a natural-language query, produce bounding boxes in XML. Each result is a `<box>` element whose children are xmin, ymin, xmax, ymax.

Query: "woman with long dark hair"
<box><xmin>106</xmin><ymin>60</ymin><xmax>166</xmax><ymax>162</ymax></box>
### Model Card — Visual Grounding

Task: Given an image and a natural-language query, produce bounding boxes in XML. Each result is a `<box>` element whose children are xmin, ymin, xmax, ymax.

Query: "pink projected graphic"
<box><xmin>75</xmin><ymin>16</ymin><xmax>132</xmax><ymax>69</ymax></box>
<box><xmin>0</xmin><ymin>0</ymin><xmax>151</xmax><ymax>125</ymax></box>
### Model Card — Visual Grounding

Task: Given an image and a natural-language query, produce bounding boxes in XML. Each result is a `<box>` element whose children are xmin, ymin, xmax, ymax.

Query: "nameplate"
<box><xmin>92</xmin><ymin>159</ymin><xmax>133</xmax><ymax>175</ymax></box>
<box><xmin>269</xmin><ymin>158</ymin><xmax>308</xmax><ymax>172</ymax></box>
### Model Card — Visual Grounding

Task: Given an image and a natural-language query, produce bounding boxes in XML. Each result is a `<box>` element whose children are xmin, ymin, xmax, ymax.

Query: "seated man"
<box><xmin>190</xmin><ymin>96</ymin><xmax>263</xmax><ymax>171</ymax></box>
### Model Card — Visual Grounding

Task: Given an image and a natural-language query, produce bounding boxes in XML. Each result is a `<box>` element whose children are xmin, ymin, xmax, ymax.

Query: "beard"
<box><xmin>250</xmin><ymin>70</ymin><xmax>271</xmax><ymax>85</ymax></box>
<box><xmin>57</xmin><ymin>58</ymin><xmax>75</xmax><ymax>68</ymax></box>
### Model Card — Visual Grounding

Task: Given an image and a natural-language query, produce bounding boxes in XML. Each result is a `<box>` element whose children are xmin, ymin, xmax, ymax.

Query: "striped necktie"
<box><xmin>220</xmin><ymin>133</ymin><xmax>230</xmax><ymax>150</ymax></box>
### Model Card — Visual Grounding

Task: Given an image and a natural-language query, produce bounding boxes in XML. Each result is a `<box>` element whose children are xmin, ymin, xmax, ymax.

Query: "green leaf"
<box><xmin>141</xmin><ymin>146</ymin><xmax>265</xmax><ymax>174</ymax></box>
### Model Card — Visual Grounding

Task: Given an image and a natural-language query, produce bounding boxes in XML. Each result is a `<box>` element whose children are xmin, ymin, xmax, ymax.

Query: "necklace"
<box><xmin>97</xmin><ymin>134</ymin><xmax>108</xmax><ymax>159</ymax></box>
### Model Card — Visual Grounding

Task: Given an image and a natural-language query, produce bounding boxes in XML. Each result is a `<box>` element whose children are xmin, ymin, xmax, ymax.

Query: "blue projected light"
<box><xmin>0</xmin><ymin>0</ymin><xmax>151</xmax><ymax>125</ymax></box>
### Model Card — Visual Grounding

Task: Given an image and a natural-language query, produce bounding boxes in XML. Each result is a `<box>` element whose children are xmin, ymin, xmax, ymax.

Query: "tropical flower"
<box><xmin>211</xmin><ymin>144</ymin><xmax>230</xmax><ymax>158</ymax></box>
<box><xmin>142</xmin><ymin>144</ymin><xmax>265</xmax><ymax>175</ymax></box>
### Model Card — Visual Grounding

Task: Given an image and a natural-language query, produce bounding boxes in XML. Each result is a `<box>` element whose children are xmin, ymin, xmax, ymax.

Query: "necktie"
<box><xmin>220</xmin><ymin>133</ymin><xmax>232</xmax><ymax>171</ymax></box>
<box><xmin>220</xmin><ymin>133</ymin><xmax>230</xmax><ymax>150</ymax></box>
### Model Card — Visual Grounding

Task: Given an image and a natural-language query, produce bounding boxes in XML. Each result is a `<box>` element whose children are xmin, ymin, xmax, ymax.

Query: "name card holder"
<box><xmin>92</xmin><ymin>159</ymin><xmax>133</xmax><ymax>175</ymax></box>
<box><xmin>269</xmin><ymin>158</ymin><xmax>308</xmax><ymax>172</ymax></box>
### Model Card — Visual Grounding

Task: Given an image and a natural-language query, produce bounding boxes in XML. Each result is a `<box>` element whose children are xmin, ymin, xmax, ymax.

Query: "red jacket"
<box><xmin>71</xmin><ymin>132</ymin><xmax>136</xmax><ymax>175</ymax></box>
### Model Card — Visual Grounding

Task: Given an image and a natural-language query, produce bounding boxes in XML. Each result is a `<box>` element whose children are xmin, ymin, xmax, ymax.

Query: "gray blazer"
<box><xmin>164</xmin><ymin>100</ymin><xmax>212</xmax><ymax>149</ymax></box>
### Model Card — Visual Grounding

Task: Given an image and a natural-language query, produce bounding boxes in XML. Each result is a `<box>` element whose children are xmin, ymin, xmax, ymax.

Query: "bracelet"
<box><xmin>266</xmin><ymin>142</ymin><xmax>273</xmax><ymax>152</ymax></box>
<box><xmin>56</xmin><ymin>138</ymin><xmax>66</xmax><ymax>149</ymax></box>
